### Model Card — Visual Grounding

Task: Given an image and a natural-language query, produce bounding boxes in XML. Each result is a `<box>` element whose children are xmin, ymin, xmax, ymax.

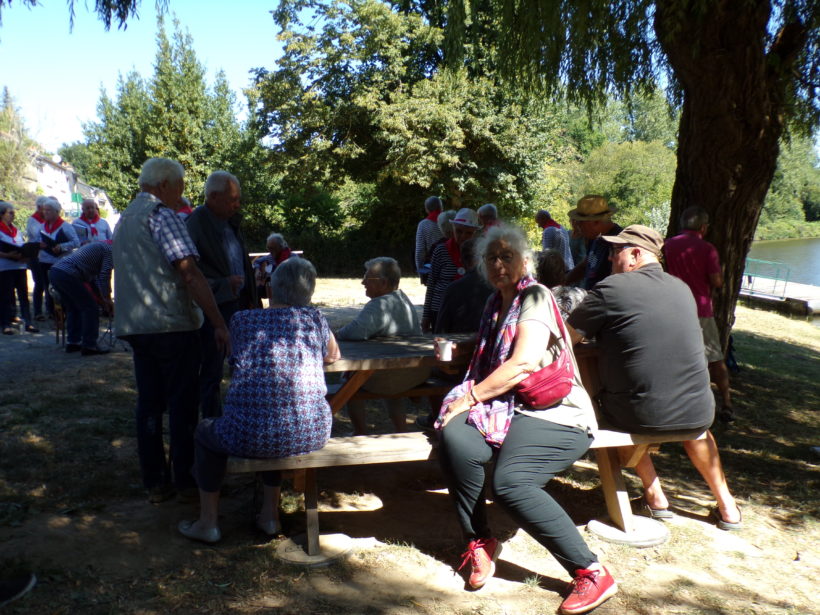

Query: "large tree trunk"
<box><xmin>654</xmin><ymin>0</ymin><xmax>806</xmax><ymax>350</ymax></box>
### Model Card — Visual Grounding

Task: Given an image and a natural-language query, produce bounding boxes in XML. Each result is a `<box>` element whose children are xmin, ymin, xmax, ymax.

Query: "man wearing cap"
<box><xmin>567</xmin><ymin>225</ymin><xmax>742</xmax><ymax>530</ymax></box>
<box><xmin>421</xmin><ymin>207</ymin><xmax>480</xmax><ymax>332</ymax></box>
<box><xmin>663</xmin><ymin>206</ymin><xmax>734</xmax><ymax>422</ymax></box>
<box><xmin>565</xmin><ymin>195</ymin><xmax>622</xmax><ymax>289</ymax></box>
<box><xmin>535</xmin><ymin>209</ymin><xmax>573</xmax><ymax>270</ymax></box>
<box><xmin>415</xmin><ymin>196</ymin><xmax>444</xmax><ymax>284</ymax></box>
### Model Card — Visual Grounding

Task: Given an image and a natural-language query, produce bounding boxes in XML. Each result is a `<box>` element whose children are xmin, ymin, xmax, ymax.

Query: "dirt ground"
<box><xmin>0</xmin><ymin>281</ymin><xmax>818</xmax><ymax>614</ymax></box>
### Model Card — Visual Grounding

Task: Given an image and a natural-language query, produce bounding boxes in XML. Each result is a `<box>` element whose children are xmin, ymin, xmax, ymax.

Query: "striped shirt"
<box><xmin>51</xmin><ymin>241</ymin><xmax>114</xmax><ymax>296</ymax></box>
<box><xmin>414</xmin><ymin>218</ymin><xmax>443</xmax><ymax>272</ymax></box>
<box><xmin>423</xmin><ymin>243</ymin><xmax>459</xmax><ymax>322</ymax></box>
<box><xmin>140</xmin><ymin>192</ymin><xmax>199</xmax><ymax>265</ymax></box>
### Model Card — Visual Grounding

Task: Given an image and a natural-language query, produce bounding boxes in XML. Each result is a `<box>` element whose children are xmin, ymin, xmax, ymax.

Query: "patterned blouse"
<box><xmin>214</xmin><ymin>306</ymin><xmax>332</xmax><ymax>458</ymax></box>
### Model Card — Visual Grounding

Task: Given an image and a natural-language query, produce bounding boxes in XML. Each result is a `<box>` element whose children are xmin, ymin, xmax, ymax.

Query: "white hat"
<box><xmin>452</xmin><ymin>208</ymin><xmax>480</xmax><ymax>228</ymax></box>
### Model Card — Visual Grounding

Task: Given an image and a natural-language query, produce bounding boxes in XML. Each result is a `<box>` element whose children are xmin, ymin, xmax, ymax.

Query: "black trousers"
<box><xmin>439</xmin><ymin>412</ymin><xmax>597</xmax><ymax>575</ymax></box>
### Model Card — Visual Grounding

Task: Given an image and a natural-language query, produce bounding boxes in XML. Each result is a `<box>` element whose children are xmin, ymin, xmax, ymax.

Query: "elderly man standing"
<box><xmin>568</xmin><ymin>225</ymin><xmax>742</xmax><ymax>530</ymax></box>
<box><xmin>114</xmin><ymin>157</ymin><xmax>229</xmax><ymax>503</ymax></box>
<box><xmin>477</xmin><ymin>203</ymin><xmax>500</xmax><ymax>231</ymax></box>
<box><xmin>565</xmin><ymin>195</ymin><xmax>621</xmax><ymax>289</ymax></box>
<box><xmin>73</xmin><ymin>199</ymin><xmax>113</xmax><ymax>245</ymax></box>
<box><xmin>336</xmin><ymin>257</ymin><xmax>428</xmax><ymax>434</ymax></box>
<box><xmin>664</xmin><ymin>206</ymin><xmax>734</xmax><ymax>422</ymax></box>
<box><xmin>186</xmin><ymin>171</ymin><xmax>257</xmax><ymax>419</ymax></box>
<box><xmin>415</xmin><ymin>196</ymin><xmax>444</xmax><ymax>283</ymax></box>
<box><xmin>253</xmin><ymin>232</ymin><xmax>292</xmax><ymax>301</ymax></box>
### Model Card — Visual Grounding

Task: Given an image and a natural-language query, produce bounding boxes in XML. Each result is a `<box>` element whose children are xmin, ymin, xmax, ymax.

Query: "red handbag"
<box><xmin>515</xmin><ymin>294</ymin><xmax>575</xmax><ymax>408</ymax></box>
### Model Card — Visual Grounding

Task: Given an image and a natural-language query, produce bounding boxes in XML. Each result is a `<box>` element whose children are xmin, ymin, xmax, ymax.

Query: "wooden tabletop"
<box><xmin>327</xmin><ymin>333</ymin><xmax>476</xmax><ymax>373</ymax></box>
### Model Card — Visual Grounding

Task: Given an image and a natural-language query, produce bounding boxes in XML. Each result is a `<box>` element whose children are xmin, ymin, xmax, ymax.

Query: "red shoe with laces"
<box><xmin>458</xmin><ymin>537</ymin><xmax>501</xmax><ymax>589</ymax></box>
<box><xmin>558</xmin><ymin>566</ymin><xmax>618</xmax><ymax>614</ymax></box>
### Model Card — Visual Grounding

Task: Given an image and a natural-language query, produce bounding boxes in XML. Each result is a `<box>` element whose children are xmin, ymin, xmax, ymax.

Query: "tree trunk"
<box><xmin>655</xmin><ymin>0</ymin><xmax>806</xmax><ymax>350</ymax></box>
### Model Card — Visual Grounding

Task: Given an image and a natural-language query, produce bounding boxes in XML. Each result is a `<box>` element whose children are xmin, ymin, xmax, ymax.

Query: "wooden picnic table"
<box><xmin>324</xmin><ymin>333</ymin><xmax>475</xmax><ymax>414</ymax></box>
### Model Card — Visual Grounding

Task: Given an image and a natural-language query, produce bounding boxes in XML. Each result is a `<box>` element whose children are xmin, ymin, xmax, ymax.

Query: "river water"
<box><xmin>747</xmin><ymin>237</ymin><xmax>820</xmax><ymax>286</ymax></box>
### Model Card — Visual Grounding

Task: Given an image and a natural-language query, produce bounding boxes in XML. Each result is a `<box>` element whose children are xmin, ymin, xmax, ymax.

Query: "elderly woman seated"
<box><xmin>336</xmin><ymin>256</ymin><xmax>428</xmax><ymax>434</ymax></box>
<box><xmin>535</xmin><ymin>249</ymin><xmax>587</xmax><ymax>321</ymax></box>
<box><xmin>178</xmin><ymin>258</ymin><xmax>340</xmax><ymax>543</ymax></box>
<box><xmin>435</xmin><ymin>224</ymin><xmax>617</xmax><ymax>615</ymax></box>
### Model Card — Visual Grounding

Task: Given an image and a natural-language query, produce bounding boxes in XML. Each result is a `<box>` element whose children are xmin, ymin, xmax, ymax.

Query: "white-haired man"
<box><xmin>113</xmin><ymin>157</ymin><xmax>229</xmax><ymax>504</ymax></box>
<box><xmin>477</xmin><ymin>203</ymin><xmax>499</xmax><ymax>231</ymax></box>
<box><xmin>73</xmin><ymin>199</ymin><xmax>113</xmax><ymax>245</ymax></box>
<box><xmin>186</xmin><ymin>170</ymin><xmax>257</xmax><ymax>418</ymax></box>
<box><xmin>568</xmin><ymin>225</ymin><xmax>742</xmax><ymax>530</ymax></box>
<box><xmin>337</xmin><ymin>257</ymin><xmax>428</xmax><ymax>434</ymax></box>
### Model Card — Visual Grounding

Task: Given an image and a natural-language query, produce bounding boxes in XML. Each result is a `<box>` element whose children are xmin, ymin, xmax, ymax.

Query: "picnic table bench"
<box><xmin>226</xmin><ymin>335</ymin><xmax>707</xmax><ymax>559</ymax></box>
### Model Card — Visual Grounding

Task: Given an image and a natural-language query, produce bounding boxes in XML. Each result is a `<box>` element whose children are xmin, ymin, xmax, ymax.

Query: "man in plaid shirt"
<box><xmin>113</xmin><ymin>157</ymin><xmax>229</xmax><ymax>504</ymax></box>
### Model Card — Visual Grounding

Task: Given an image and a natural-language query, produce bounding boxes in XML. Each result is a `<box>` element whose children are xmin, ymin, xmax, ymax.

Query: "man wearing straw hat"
<box><xmin>565</xmin><ymin>195</ymin><xmax>622</xmax><ymax>289</ymax></box>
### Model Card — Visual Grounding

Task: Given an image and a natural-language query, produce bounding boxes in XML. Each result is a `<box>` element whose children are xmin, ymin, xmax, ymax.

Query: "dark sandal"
<box><xmin>710</xmin><ymin>506</ymin><xmax>742</xmax><ymax>530</ymax></box>
<box><xmin>632</xmin><ymin>496</ymin><xmax>674</xmax><ymax>520</ymax></box>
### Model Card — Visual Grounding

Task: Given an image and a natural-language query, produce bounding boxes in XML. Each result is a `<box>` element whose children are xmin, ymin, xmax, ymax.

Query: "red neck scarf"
<box><xmin>44</xmin><ymin>217</ymin><xmax>64</xmax><ymax>234</ymax></box>
<box><xmin>425</xmin><ymin>210</ymin><xmax>440</xmax><ymax>222</ymax></box>
<box><xmin>0</xmin><ymin>221</ymin><xmax>18</xmax><ymax>239</ymax></box>
<box><xmin>32</xmin><ymin>212</ymin><xmax>45</xmax><ymax>223</ymax></box>
<box><xmin>276</xmin><ymin>247</ymin><xmax>292</xmax><ymax>265</ymax></box>
<box><xmin>177</xmin><ymin>204</ymin><xmax>193</xmax><ymax>216</ymax></box>
<box><xmin>80</xmin><ymin>213</ymin><xmax>101</xmax><ymax>236</ymax></box>
<box><xmin>544</xmin><ymin>219</ymin><xmax>561</xmax><ymax>229</ymax></box>
<box><xmin>445</xmin><ymin>238</ymin><xmax>465</xmax><ymax>280</ymax></box>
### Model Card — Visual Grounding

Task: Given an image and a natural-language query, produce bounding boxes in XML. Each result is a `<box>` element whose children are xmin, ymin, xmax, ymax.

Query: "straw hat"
<box><xmin>568</xmin><ymin>195</ymin><xmax>615</xmax><ymax>221</ymax></box>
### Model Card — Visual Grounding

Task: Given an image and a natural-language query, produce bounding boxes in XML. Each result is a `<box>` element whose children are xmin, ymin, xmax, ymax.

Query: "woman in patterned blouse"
<box><xmin>179</xmin><ymin>258</ymin><xmax>340</xmax><ymax>544</ymax></box>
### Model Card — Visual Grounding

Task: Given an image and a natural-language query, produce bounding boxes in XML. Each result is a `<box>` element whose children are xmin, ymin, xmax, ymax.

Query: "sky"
<box><xmin>0</xmin><ymin>0</ymin><xmax>283</xmax><ymax>152</ymax></box>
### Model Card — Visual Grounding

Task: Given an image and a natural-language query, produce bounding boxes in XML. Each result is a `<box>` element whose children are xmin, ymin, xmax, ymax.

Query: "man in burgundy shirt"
<box><xmin>664</xmin><ymin>206</ymin><xmax>734</xmax><ymax>421</ymax></box>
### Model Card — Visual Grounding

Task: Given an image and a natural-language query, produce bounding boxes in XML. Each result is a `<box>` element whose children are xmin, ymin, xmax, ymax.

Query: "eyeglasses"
<box><xmin>483</xmin><ymin>252</ymin><xmax>516</xmax><ymax>265</ymax></box>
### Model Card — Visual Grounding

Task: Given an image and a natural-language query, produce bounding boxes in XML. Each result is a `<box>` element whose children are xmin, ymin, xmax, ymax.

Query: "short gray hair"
<box><xmin>269</xmin><ymin>257</ymin><xmax>316</xmax><ymax>307</ymax></box>
<box><xmin>475</xmin><ymin>224</ymin><xmax>534</xmax><ymax>282</ymax></box>
<box><xmin>34</xmin><ymin>196</ymin><xmax>50</xmax><ymax>208</ymax></box>
<box><xmin>0</xmin><ymin>200</ymin><xmax>13</xmax><ymax>216</ymax></box>
<box><xmin>437</xmin><ymin>209</ymin><xmax>457</xmax><ymax>237</ymax></box>
<box><xmin>680</xmin><ymin>206</ymin><xmax>709</xmax><ymax>231</ymax></box>
<box><xmin>424</xmin><ymin>196</ymin><xmax>443</xmax><ymax>212</ymax></box>
<box><xmin>266</xmin><ymin>232</ymin><xmax>288</xmax><ymax>249</ymax></box>
<box><xmin>42</xmin><ymin>198</ymin><xmax>62</xmax><ymax>213</ymax></box>
<box><xmin>205</xmin><ymin>170</ymin><xmax>240</xmax><ymax>198</ymax></box>
<box><xmin>138</xmin><ymin>158</ymin><xmax>185</xmax><ymax>189</ymax></box>
<box><xmin>364</xmin><ymin>256</ymin><xmax>401</xmax><ymax>288</ymax></box>
<box><xmin>478</xmin><ymin>203</ymin><xmax>498</xmax><ymax>219</ymax></box>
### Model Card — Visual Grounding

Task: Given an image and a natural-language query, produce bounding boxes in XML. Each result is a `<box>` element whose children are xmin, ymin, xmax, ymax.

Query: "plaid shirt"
<box><xmin>139</xmin><ymin>192</ymin><xmax>199</xmax><ymax>264</ymax></box>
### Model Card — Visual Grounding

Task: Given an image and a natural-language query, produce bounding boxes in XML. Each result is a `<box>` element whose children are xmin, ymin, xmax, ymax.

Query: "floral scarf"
<box><xmin>436</xmin><ymin>274</ymin><xmax>540</xmax><ymax>446</ymax></box>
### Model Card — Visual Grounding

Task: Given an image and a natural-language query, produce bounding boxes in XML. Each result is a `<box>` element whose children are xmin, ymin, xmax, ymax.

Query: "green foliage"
<box><xmin>0</xmin><ymin>87</ymin><xmax>34</xmax><ymax>200</ymax></box>
<box><xmin>78</xmin><ymin>17</ymin><xmax>255</xmax><ymax>210</ymax></box>
<box><xmin>758</xmin><ymin>134</ymin><xmax>820</xmax><ymax>237</ymax></box>
<box><xmin>574</xmin><ymin>140</ymin><xmax>677</xmax><ymax>226</ymax></box>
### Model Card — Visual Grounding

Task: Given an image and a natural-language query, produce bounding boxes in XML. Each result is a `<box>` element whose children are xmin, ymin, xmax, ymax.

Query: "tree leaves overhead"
<box><xmin>0</xmin><ymin>87</ymin><xmax>34</xmax><ymax>200</ymax></box>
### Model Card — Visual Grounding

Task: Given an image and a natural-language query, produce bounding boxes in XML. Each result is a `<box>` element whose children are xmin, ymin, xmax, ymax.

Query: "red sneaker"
<box><xmin>458</xmin><ymin>537</ymin><xmax>501</xmax><ymax>589</ymax></box>
<box><xmin>558</xmin><ymin>566</ymin><xmax>618</xmax><ymax>614</ymax></box>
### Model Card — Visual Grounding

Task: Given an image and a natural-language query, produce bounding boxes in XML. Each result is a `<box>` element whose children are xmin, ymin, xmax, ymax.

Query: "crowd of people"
<box><xmin>2</xmin><ymin>162</ymin><xmax>742</xmax><ymax>614</ymax></box>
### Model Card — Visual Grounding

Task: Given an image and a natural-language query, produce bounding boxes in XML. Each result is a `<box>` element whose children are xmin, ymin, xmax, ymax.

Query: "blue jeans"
<box><xmin>125</xmin><ymin>330</ymin><xmax>201</xmax><ymax>490</ymax></box>
<box><xmin>198</xmin><ymin>300</ymin><xmax>239</xmax><ymax>419</ymax></box>
<box><xmin>48</xmin><ymin>268</ymin><xmax>99</xmax><ymax>347</ymax></box>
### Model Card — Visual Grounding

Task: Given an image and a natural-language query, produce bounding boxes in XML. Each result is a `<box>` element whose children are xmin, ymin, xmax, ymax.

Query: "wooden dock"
<box><xmin>740</xmin><ymin>277</ymin><xmax>820</xmax><ymax>316</ymax></box>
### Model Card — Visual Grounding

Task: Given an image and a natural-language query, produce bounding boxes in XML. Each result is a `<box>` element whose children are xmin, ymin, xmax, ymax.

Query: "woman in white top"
<box><xmin>37</xmin><ymin>198</ymin><xmax>79</xmax><ymax>318</ymax></box>
<box><xmin>0</xmin><ymin>201</ymin><xmax>37</xmax><ymax>334</ymax></box>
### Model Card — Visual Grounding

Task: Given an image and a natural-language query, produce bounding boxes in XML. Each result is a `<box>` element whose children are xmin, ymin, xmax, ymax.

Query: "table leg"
<box><xmin>328</xmin><ymin>370</ymin><xmax>374</xmax><ymax>415</ymax></box>
<box><xmin>304</xmin><ymin>468</ymin><xmax>320</xmax><ymax>556</ymax></box>
<box><xmin>595</xmin><ymin>447</ymin><xmax>634</xmax><ymax>534</ymax></box>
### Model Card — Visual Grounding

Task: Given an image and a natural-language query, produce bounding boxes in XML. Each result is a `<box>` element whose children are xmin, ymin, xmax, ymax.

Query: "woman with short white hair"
<box><xmin>0</xmin><ymin>201</ymin><xmax>38</xmax><ymax>334</ymax></box>
<box><xmin>37</xmin><ymin>198</ymin><xmax>80</xmax><ymax>318</ymax></box>
<box><xmin>179</xmin><ymin>258</ymin><xmax>340</xmax><ymax>543</ymax></box>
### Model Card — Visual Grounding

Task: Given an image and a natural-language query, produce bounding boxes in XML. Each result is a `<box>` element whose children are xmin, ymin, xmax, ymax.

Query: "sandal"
<box><xmin>710</xmin><ymin>506</ymin><xmax>742</xmax><ymax>531</ymax></box>
<box><xmin>632</xmin><ymin>496</ymin><xmax>674</xmax><ymax>521</ymax></box>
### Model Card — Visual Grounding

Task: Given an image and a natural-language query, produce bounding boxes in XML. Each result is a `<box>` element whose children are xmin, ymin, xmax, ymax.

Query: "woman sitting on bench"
<box><xmin>178</xmin><ymin>258</ymin><xmax>340</xmax><ymax>543</ymax></box>
<box><xmin>435</xmin><ymin>224</ymin><xmax>617</xmax><ymax>615</ymax></box>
